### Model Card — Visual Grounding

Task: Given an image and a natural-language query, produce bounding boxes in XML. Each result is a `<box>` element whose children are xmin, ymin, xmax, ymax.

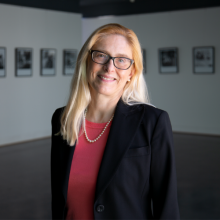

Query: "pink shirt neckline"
<box><xmin>85</xmin><ymin>119</ymin><xmax>112</xmax><ymax>128</ymax></box>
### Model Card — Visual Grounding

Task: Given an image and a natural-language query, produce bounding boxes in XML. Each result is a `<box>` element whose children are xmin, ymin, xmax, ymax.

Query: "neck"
<box><xmin>86</xmin><ymin>94</ymin><xmax>121</xmax><ymax>123</ymax></box>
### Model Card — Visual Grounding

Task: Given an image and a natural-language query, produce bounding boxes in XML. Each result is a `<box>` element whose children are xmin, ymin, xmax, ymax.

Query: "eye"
<box><xmin>98</xmin><ymin>54</ymin><xmax>105</xmax><ymax>57</ymax></box>
<box><xmin>118</xmin><ymin>58</ymin><xmax>125</xmax><ymax>63</ymax></box>
<box><xmin>95</xmin><ymin>52</ymin><xmax>106</xmax><ymax>58</ymax></box>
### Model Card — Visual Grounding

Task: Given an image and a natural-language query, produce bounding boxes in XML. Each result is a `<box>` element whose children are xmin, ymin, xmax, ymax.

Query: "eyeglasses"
<box><xmin>89</xmin><ymin>50</ymin><xmax>134</xmax><ymax>70</ymax></box>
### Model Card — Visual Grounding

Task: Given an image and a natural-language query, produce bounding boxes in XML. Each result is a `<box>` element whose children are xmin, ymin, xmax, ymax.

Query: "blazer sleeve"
<box><xmin>150</xmin><ymin>111</ymin><xmax>180</xmax><ymax>219</ymax></box>
<box><xmin>51</xmin><ymin>109</ymin><xmax>64</xmax><ymax>220</ymax></box>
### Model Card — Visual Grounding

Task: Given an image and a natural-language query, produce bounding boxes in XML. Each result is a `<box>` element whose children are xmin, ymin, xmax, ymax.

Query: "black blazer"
<box><xmin>51</xmin><ymin>100</ymin><xmax>180</xmax><ymax>220</ymax></box>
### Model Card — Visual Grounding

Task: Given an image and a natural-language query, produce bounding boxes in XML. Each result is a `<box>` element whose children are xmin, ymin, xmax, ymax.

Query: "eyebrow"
<box><xmin>94</xmin><ymin>49</ymin><xmax>131</xmax><ymax>59</ymax></box>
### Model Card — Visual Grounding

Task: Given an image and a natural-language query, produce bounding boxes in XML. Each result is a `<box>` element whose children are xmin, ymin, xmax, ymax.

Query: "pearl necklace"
<box><xmin>84</xmin><ymin>108</ymin><xmax>114</xmax><ymax>143</ymax></box>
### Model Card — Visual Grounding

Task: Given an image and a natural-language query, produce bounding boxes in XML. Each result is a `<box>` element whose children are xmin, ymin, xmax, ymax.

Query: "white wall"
<box><xmin>0</xmin><ymin>4</ymin><xmax>81</xmax><ymax>145</ymax></box>
<box><xmin>82</xmin><ymin>8</ymin><xmax>220</xmax><ymax>135</ymax></box>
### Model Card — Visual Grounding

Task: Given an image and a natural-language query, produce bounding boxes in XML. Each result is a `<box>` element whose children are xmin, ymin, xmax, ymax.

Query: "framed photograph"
<box><xmin>0</xmin><ymin>47</ymin><xmax>6</xmax><ymax>77</ymax></box>
<box><xmin>159</xmin><ymin>47</ymin><xmax>178</xmax><ymax>73</ymax></box>
<box><xmin>142</xmin><ymin>48</ymin><xmax>146</xmax><ymax>74</ymax></box>
<box><xmin>15</xmin><ymin>48</ymin><xmax>32</xmax><ymax>77</ymax></box>
<box><xmin>41</xmin><ymin>49</ymin><xmax>56</xmax><ymax>76</ymax></box>
<box><xmin>63</xmin><ymin>49</ymin><xmax>77</xmax><ymax>75</ymax></box>
<box><xmin>193</xmin><ymin>46</ymin><xmax>214</xmax><ymax>74</ymax></box>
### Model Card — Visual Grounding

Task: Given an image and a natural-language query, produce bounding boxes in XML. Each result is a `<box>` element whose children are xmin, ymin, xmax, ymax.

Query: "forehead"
<box><xmin>93</xmin><ymin>34</ymin><xmax>133</xmax><ymax>58</ymax></box>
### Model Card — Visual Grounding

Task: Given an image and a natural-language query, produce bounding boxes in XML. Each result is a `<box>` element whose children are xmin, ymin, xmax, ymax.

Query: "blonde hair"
<box><xmin>60</xmin><ymin>23</ymin><xmax>150</xmax><ymax>146</ymax></box>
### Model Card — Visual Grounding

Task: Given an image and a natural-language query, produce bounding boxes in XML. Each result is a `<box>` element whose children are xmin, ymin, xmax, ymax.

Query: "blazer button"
<box><xmin>96</xmin><ymin>205</ymin><xmax>105</xmax><ymax>212</ymax></box>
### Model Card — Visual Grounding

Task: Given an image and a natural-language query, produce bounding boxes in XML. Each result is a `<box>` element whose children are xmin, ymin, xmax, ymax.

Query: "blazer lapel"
<box><xmin>94</xmin><ymin>100</ymin><xmax>145</xmax><ymax>202</ymax></box>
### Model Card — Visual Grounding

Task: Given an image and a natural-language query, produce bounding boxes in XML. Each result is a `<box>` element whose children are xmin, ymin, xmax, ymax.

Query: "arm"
<box><xmin>51</xmin><ymin>110</ymin><xmax>64</xmax><ymax>219</ymax></box>
<box><xmin>150</xmin><ymin>111</ymin><xmax>180</xmax><ymax>219</ymax></box>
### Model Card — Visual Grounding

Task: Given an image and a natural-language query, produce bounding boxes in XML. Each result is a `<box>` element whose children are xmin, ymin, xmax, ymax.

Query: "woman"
<box><xmin>51</xmin><ymin>23</ymin><xmax>180</xmax><ymax>220</ymax></box>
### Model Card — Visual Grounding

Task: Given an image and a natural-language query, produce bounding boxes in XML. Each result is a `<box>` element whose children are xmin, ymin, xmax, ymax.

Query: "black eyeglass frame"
<box><xmin>89</xmin><ymin>49</ymin><xmax>134</xmax><ymax>70</ymax></box>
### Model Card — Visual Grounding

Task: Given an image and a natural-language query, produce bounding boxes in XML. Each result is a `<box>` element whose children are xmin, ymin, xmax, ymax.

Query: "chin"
<box><xmin>98</xmin><ymin>90</ymin><xmax>114</xmax><ymax>97</ymax></box>
<box><xmin>94</xmin><ymin>85</ymin><xmax>114</xmax><ymax>95</ymax></box>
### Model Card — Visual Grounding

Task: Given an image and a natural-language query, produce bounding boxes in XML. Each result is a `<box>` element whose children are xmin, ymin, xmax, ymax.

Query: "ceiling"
<box><xmin>0</xmin><ymin>0</ymin><xmax>220</xmax><ymax>17</ymax></box>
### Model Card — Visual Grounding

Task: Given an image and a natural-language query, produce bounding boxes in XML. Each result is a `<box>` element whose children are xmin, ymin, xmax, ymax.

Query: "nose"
<box><xmin>104</xmin><ymin>58</ymin><xmax>115</xmax><ymax>72</ymax></box>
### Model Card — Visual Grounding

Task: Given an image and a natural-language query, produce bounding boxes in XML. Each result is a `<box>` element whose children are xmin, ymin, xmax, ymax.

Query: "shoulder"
<box><xmin>142</xmin><ymin>104</ymin><xmax>170</xmax><ymax>127</ymax></box>
<box><xmin>125</xmin><ymin>102</ymin><xmax>167</xmax><ymax>118</ymax></box>
<box><xmin>51</xmin><ymin>106</ymin><xmax>65</xmax><ymax>128</ymax></box>
<box><xmin>142</xmin><ymin>103</ymin><xmax>164</xmax><ymax>116</ymax></box>
<box><xmin>139</xmin><ymin>105</ymin><xmax>173</xmax><ymax>140</ymax></box>
<box><xmin>126</xmin><ymin>103</ymin><xmax>170</xmax><ymax>127</ymax></box>
<box><xmin>142</xmin><ymin>103</ymin><xmax>169</xmax><ymax>119</ymax></box>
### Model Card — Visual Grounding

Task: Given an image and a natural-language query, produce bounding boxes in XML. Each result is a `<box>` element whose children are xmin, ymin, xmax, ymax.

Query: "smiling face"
<box><xmin>86</xmin><ymin>34</ymin><xmax>134</xmax><ymax>100</ymax></box>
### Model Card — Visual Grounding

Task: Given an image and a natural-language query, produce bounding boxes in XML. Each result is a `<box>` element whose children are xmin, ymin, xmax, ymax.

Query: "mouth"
<box><xmin>98</xmin><ymin>75</ymin><xmax>116</xmax><ymax>81</ymax></box>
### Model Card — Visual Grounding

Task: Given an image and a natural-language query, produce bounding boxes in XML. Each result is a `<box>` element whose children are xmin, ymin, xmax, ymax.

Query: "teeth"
<box><xmin>100</xmin><ymin>75</ymin><xmax>114</xmax><ymax>81</ymax></box>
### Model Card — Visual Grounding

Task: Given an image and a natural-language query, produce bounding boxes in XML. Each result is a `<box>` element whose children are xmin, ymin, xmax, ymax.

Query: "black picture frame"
<box><xmin>63</xmin><ymin>49</ymin><xmax>77</xmax><ymax>76</ymax></box>
<box><xmin>142</xmin><ymin>48</ymin><xmax>146</xmax><ymax>74</ymax></box>
<box><xmin>40</xmin><ymin>49</ymin><xmax>56</xmax><ymax>76</ymax></box>
<box><xmin>158</xmin><ymin>47</ymin><xmax>178</xmax><ymax>73</ymax></box>
<box><xmin>193</xmin><ymin>46</ymin><xmax>214</xmax><ymax>74</ymax></box>
<box><xmin>0</xmin><ymin>47</ymin><xmax>6</xmax><ymax>77</ymax></box>
<box><xmin>15</xmin><ymin>48</ymin><xmax>33</xmax><ymax>77</ymax></box>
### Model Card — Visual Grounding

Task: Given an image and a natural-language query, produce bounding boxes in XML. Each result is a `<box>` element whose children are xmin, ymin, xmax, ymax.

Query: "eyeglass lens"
<box><xmin>92</xmin><ymin>51</ymin><xmax>132</xmax><ymax>70</ymax></box>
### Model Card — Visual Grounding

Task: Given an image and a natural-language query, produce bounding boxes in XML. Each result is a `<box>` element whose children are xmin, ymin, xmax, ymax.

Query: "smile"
<box><xmin>98</xmin><ymin>75</ymin><xmax>115</xmax><ymax>81</ymax></box>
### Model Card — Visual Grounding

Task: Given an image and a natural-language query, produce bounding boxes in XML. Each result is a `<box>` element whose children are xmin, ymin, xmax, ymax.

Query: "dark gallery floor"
<box><xmin>0</xmin><ymin>133</ymin><xmax>220</xmax><ymax>219</ymax></box>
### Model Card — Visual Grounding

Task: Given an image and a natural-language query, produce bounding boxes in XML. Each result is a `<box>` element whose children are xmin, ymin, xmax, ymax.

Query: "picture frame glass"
<box><xmin>16</xmin><ymin>48</ymin><xmax>32</xmax><ymax>76</ymax></box>
<box><xmin>41</xmin><ymin>49</ymin><xmax>56</xmax><ymax>76</ymax></box>
<box><xmin>159</xmin><ymin>48</ymin><xmax>178</xmax><ymax>73</ymax></box>
<box><xmin>64</xmin><ymin>49</ymin><xmax>77</xmax><ymax>75</ymax></box>
<box><xmin>194</xmin><ymin>47</ymin><xmax>214</xmax><ymax>73</ymax></box>
<box><xmin>0</xmin><ymin>47</ymin><xmax>6</xmax><ymax>77</ymax></box>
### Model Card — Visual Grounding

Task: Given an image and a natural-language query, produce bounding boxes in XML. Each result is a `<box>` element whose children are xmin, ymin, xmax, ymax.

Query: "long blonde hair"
<box><xmin>60</xmin><ymin>23</ymin><xmax>150</xmax><ymax>146</ymax></box>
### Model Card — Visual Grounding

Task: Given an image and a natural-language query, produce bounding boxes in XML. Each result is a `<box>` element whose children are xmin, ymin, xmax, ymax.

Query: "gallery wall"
<box><xmin>82</xmin><ymin>7</ymin><xmax>220</xmax><ymax>136</ymax></box>
<box><xmin>0</xmin><ymin>4</ymin><xmax>81</xmax><ymax>145</ymax></box>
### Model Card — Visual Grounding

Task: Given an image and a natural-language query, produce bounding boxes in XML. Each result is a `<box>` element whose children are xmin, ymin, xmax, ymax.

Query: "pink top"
<box><xmin>66</xmin><ymin>119</ymin><xmax>112</xmax><ymax>220</ymax></box>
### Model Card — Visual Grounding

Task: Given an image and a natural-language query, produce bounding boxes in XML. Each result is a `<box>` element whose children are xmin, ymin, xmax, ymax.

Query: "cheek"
<box><xmin>87</xmin><ymin>61</ymin><xmax>95</xmax><ymax>79</ymax></box>
<box><xmin>88</xmin><ymin>61</ymin><xmax>100</xmax><ymax>76</ymax></box>
<box><xmin>118</xmin><ymin>71</ymin><xmax>130</xmax><ymax>82</ymax></box>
